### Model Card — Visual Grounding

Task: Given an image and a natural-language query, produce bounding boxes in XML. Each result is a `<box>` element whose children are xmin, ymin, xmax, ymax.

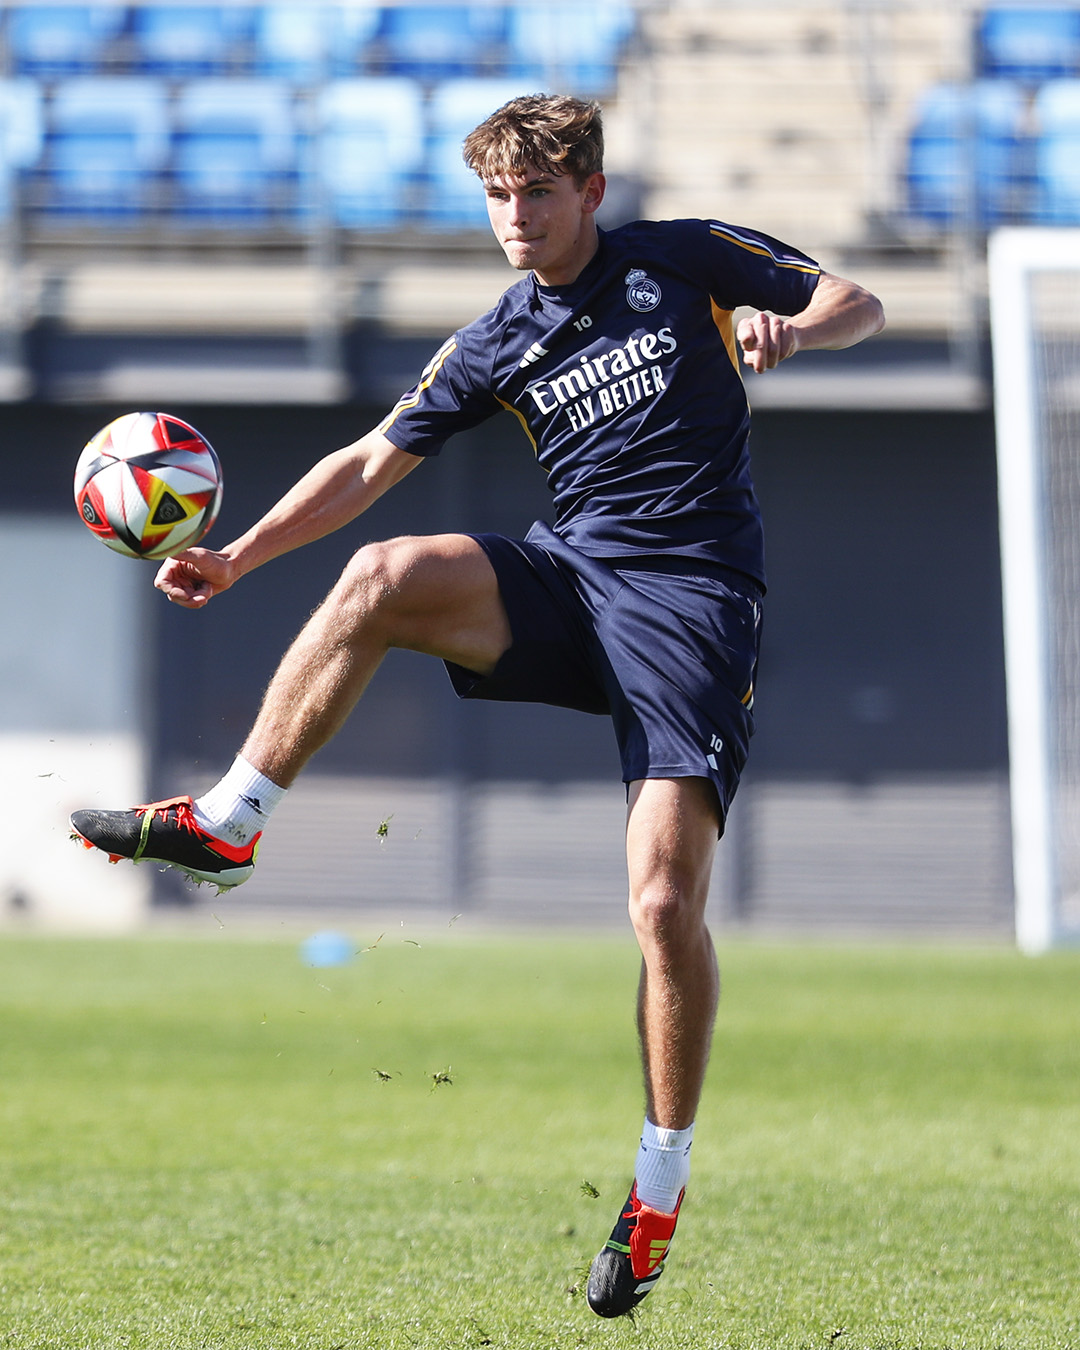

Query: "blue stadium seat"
<box><xmin>315</xmin><ymin>77</ymin><xmax>424</xmax><ymax>227</ymax></box>
<box><xmin>172</xmin><ymin>78</ymin><xmax>298</xmax><ymax>225</ymax></box>
<box><xmin>505</xmin><ymin>3</ymin><xmax>634</xmax><ymax>95</ymax></box>
<box><xmin>0</xmin><ymin>78</ymin><xmax>43</xmax><ymax>220</ymax></box>
<box><xmin>425</xmin><ymin>78</ymin><xmax>530</xmax><ymax>227</ymax></box>
<box><xmin>40</xmin><ymin>77</ymin><xmax>169</xmax><ymax>221</ymax></box>
<box><xmin>7</xmin><ymin>5</ymin><xmax>126</xmax><ymax>77</ymax></box>
<box><xmin>252</xmin><ymin>5</ymin><xmax>381</xmax><ymax>80</ymax></box>
<box><xmin>0</xmin><ymin>77</ymin><xmax>43</xmax><ymax>170</ymax></box>
<box><xmin>253</xmin><ymin>5</ymin><xmax>328</xmax><ymax>80</ymax></box>
<box><xmin>1034</xmin><ymin>79</ymin><xmax>1080</xmax><ymax>221</ymax></box>
<box><xmin>327</xmin><ymin>5</ymin><xmax>383</xmax><ymax>76</ymax></box>
<box><xmin>379</xmin><ymin>5</ymin><xmax>507</xmax><ymax>82</ymax></box>
<box><xmin>132</xmin><ymin>5</ymin><xmax>257</xmax><ymax>76</ymax></box>
<box><xmin>906</xmin><ymin>80</ymin><xmax>1028</xmax><ymax>226</ymax></box>
<box><xmin>978</xmin><ymin>7</ymin><xmax>1080</xmax><ymax>83</ymax></box>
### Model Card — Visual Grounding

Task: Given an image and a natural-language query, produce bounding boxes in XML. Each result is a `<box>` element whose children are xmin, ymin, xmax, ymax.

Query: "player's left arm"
<box><xmin>736</xmin><ymin>272</ymin><xmax>885</xmax><ymax>375</ymax></box>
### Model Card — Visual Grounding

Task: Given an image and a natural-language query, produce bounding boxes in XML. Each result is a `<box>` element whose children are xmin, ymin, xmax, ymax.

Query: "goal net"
<box><xmin>990</xmin><ymin>229</ymin><xmax>1080</xmax><ymax>954</ymax></box>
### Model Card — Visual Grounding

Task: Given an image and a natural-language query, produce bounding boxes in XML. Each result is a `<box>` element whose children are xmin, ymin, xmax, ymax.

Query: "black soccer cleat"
<box><xmin>586</xmin><ymin>1183</ymin><xmax>683</xmax><ymax>1318</ymax></box>
<box><xmin>70</xmin><ymin>795</ymin><xmax>259</xmax><ymax>892</ymax></box>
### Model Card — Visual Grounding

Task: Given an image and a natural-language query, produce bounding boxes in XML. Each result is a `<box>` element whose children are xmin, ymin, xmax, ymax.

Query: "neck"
<box><xmin>533</xmin><ymin>225</ymin><xmax>601</xmax><ymax>288</ymax></box>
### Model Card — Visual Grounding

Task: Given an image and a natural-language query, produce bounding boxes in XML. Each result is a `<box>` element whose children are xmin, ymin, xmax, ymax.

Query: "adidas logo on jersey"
<box><xmin>518</xmin><ymin>341</ymin><xmax>550</xmax><ymax>369</ymax></box>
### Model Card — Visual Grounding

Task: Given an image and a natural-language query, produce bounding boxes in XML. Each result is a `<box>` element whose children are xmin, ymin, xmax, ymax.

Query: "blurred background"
<box><xmin>0</xmin><ymin>0</ymin><xmax>1072</xmax><ymax>937</ymax></box>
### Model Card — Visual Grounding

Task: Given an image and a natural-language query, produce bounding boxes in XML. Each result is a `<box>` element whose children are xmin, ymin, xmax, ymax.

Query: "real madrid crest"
<box><xmin>625</xmin><ymin>268</ymin><xmax>661</xmax><ymax>312</ymax></box>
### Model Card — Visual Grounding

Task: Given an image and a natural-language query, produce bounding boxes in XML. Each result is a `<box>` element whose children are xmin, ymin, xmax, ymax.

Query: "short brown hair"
<box><xmin>462</xmin><ymin>94</ymin><xmax>604</xmax><ymax>186</ymax></box>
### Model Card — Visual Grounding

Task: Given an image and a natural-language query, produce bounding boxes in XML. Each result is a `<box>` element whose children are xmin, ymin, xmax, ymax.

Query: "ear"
<box><xmin>581</xmin><ymin>172</ymin><xmax>606</xmax><ymax>215</ymax></box>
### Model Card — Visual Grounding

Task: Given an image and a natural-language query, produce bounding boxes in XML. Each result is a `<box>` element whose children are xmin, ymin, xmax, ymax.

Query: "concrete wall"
<box><xmin>0</xmin><ymin>513</ymin><xmax>148</xmax><ymax>928</ymax></box>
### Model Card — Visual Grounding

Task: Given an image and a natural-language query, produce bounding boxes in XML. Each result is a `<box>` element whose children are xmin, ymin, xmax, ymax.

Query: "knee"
<box><xmin>629</xmin><ymin>869</ymin><xmax>709</xmax><ymax>950</ymax></box>
<box><xmin>332</xmin><ymin>538</ymin><xmax>414</xmax><ymax>620</ymax></box>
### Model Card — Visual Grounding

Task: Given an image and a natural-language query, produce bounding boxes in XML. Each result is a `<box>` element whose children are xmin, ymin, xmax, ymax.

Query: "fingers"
<box><xmin>736</xmin><ymin>312</ymin><xmax>797</xmax><ymax>373</ymax></box>
<box><xmin>154</xmin><ymin>564</ymin><xmax>210</xmax><ymax>608</ymax></box>
<box><xmin>154</xmin><ymin>548</ymin><xmax>232</xmax><ymax>609</ymax></box>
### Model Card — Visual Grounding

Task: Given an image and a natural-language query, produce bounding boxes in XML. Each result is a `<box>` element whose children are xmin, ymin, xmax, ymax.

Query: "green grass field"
<box><xmin>0</xmin><ymin>931</ymin><xmax>1077</xmax><ymax>1349</ymax></box>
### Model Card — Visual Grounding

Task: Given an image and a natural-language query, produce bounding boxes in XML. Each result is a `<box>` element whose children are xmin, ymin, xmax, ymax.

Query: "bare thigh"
<box><xmin>625</xmin><ymin>776</ymin><xmax>721</xmax><ymax>921</ymax></box>
<box><xmin>335</xmin><ymin>531</ymin><xmax>512</xmax><ymax>676</ymax></box>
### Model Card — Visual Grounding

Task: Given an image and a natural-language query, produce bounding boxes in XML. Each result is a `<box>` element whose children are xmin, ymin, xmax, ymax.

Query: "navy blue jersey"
<box><xmin>378</xmin><ymin>218</ymin><xmax>820</xmax><ymax>584</ymax></box>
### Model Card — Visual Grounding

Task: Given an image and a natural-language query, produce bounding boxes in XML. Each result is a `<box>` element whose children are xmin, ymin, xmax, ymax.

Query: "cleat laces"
<box><xmin>70</xmin><ymin>794</ymin><xmax>259</xmax><ymax>890</ymax></box>
<box><xmin>132</xmin><ymin>796</ymin><xmax>206</xmax><ymax>863</ymax></box>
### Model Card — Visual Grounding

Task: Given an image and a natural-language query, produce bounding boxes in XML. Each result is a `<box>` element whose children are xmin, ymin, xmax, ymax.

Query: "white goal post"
<box><xmin>990</xmin><ymin>228</ymin><xmax>1080</xmax><ymax>954</ymax></box>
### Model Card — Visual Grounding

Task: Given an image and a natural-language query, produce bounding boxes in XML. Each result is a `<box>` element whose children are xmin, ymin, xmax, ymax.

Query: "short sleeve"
<box><xmin>378</xmin><ymin>328</ymin><xmax>503</xmax><ymax>457</ymax></box>
<box><xmin>690</xmin><ymin>219</ymin><xmax>821</xmax><ymax>317</ymax></box>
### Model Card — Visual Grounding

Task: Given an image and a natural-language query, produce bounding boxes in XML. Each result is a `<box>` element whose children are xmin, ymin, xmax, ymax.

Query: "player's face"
<box><xmin>483</xmin><ymin>167</ymin><xmax>605</xmax><ymax>286</ymax></box>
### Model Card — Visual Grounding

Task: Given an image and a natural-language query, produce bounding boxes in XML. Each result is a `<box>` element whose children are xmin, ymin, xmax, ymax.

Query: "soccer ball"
<box><xmin>74</xmin><ymin>411</ymin><xmax>223</xmax><ymax>561</ymax></box>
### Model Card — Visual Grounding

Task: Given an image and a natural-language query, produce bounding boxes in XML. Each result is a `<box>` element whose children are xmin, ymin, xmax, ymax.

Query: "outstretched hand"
<box><xmin>154</xmin><ymin>547</ymin><xmax>238</xmax><ymax>609</ymax></box>
<box><xmin>736</xmin><ymin>311</ymin><xmax>800</xmax><ymax>374</ymax></box>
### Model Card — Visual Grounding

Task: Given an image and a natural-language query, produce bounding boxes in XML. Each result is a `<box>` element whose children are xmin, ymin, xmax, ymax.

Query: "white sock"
<box><xmin>634</xmin><ymin>1118</ymin><xmax>694</xmax><ymax>1214</ymax></box>
<box><xmin>193</xmin><ymin>755</ymin><xmax>287</xmax><ymax>848</ymax></box>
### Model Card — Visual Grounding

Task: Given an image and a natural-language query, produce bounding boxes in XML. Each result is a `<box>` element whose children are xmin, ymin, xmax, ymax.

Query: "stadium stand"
<box><xmin>315</xmin><ymin>76</ymin><xmax>425</xmax><ymax>227</ymax></box>
<box><xmin>252</xmin><ymin>4</ymin><xmax>332</xmax><ymax>81</ymax></box>
<box><xmin>0</xmin><ymin>4</ymin><xmax>1067</xmax><ymax>325</ymax></box>
<box><xmin>378</xmin><ymin>4</ymin><xmax>508</xmax><ymax>82</ymax></box>
<box><xmin>38</xmin><ymin>75</ymin><xmax>169</xmax><ymax>222</ymax></box>
<box><xmin>977</xmin><ymin>5</ymin><xmax>1080</xmax><ymax>83</ymax></box>
<box><xmin>637</xmin><ymin>5</ymin><xmax>951</xmax><ymax>248</ymax></box>
<box><xmin>906</xmin><ymin>78</ymin><xmax>1029</xmax><ymax>225</ymax></box>
<box><xmin>0</xmin><ymin>2</ymin><xmax>641</xmax><ymax>233</ymax></box>
<box><xmin>253</xmin><ymin>4</ymin><xmax>382</xmax><ymax>80</ymax></box>
<box><xmin>1033</xmin><ymin>78</ymin><xmax>1080</xmax><ymax>221</ymax></box>
<box><xmin>425</xmin><ymin>77</ymin><xmax>533</xmax><ymax>226</ymax></box>
<box><xmin>0</xmin><ymin>76</ymin><xmax>41</xmax><ymax>221</ymax></box>
<box><xmin>131</xmin><ymin>4</ymin><xmax>256</xmax><ymax>76</ymax></box>
<box><xmin>171</xmin><ymin>76</ymin><xmax>298</xmax><ymax>225</ymax></box>
<box><xmin>505</xmin><ymin>2</ymin><xmax>635</xmax><ymax>97</ymax></box>
<box><xmin>899</xmin><ymin>7</ymin><xmax>1080</xmax><ymax>227</ymax></box>
<box><xmin>6</xmin><ymin>5</ymin><xmax>126</xmax><ymax>77</ymax></box>
<box><xmin>326</xmin><ymin>5</ymin><xmax>384</xmax><ymax>76</ymax></box>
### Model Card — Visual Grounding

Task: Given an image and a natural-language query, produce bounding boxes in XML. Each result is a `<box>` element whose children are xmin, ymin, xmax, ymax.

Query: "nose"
<box><xmin>507</xmin><ymin>192</ymin><xmax>530</xmax><ymax>228</ymax></box>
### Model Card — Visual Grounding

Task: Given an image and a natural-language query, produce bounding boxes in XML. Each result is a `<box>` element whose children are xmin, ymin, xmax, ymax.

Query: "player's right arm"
<box><xmin>154</xmin><ymin>430</ymin><xmax>421</xmax><ymax>609</ymax></box>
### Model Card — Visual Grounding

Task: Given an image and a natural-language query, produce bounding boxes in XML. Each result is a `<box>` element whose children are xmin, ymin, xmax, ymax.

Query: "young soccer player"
<box><xmin>72</xmin><ymin>95</ymin><xmax>884</xmax><ymax>1317</ymax></box>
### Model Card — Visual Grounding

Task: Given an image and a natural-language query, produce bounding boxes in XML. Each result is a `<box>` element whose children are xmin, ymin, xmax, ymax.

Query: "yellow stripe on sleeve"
<box><xmin>377</xmin><ymin>338</ymin><xmax>458</xmax><ymax>434</ymax></box>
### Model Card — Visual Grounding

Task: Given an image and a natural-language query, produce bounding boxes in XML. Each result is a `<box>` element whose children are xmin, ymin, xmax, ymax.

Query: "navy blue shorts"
<box><xmin>444</xmin><ymin>521</ymin><xmax>762</xmax><ymax>828</ymax></box>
